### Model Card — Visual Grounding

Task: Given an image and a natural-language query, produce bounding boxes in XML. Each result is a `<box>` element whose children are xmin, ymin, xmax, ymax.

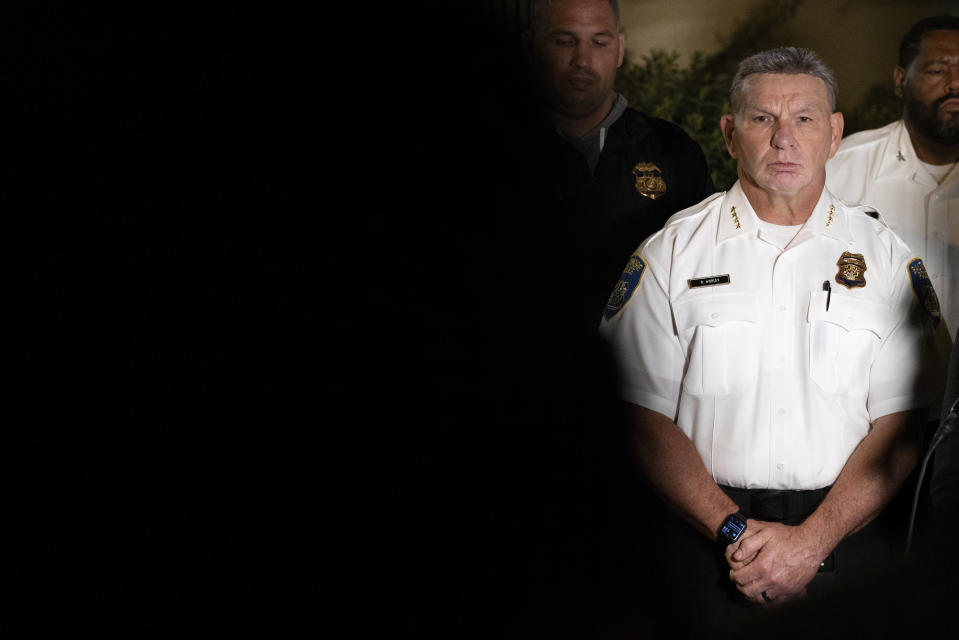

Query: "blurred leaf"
<box><xmin>843</xmin><ymin>84</ymin><xmax>901</xmax><ymax>134</ymax></box>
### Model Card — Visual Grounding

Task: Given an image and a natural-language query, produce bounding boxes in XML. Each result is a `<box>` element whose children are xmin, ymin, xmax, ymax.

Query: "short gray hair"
<box><xmin>729</xmin><ymin>47</ymin><xmax>838</xmax><ymax>113</ymax></box>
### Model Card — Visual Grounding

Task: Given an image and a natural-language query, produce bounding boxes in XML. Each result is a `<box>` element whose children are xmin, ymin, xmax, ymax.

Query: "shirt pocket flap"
<box><xmin>673</xmin><ymin>292</ymin><xmax>760</xmax><ymax>332</ymax></box>
<box><xmin>806</xmin><ymin>292</ymin><xmax>892</xmax><ymax>338</ymax></box>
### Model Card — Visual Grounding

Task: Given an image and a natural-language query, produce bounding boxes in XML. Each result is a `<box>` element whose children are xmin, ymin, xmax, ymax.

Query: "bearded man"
<box><xmin>827</xmin><ymin>15</ymin><xmax>959</xmax><ymax>338</ymax></box>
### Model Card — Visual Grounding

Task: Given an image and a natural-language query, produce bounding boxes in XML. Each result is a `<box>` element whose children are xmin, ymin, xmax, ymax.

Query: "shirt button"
<box><xmin>711</xmin><ymin>312</ymin><xmax>720</xmax><ymax>320</ymax></box>
<box><xmin>776</xmin><ymin>463</ymin><xmax>784</xmax><ymax>470</ymax></box>
<box><xmin>777</xmin><ymin>408</ymin><xmax>785</xmax><ymax>416</ymax></box>
<box><xmin>779</xmin><ymin>305</ymin><xmax>787</xmax><ymax>312</ymax></box>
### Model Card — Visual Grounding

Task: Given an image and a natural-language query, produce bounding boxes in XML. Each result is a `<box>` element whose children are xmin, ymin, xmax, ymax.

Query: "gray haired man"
<box><xmin>599</xmin><ymin>47</ymin><xmax>948</xmax><ymax>633</ymax></box>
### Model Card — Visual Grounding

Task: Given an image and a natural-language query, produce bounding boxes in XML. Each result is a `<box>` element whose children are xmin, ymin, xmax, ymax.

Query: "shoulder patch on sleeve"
<box><xmin>907</xmin><ymin>258</ymin><xmax>941</xmax><ymax>326</ymax></box>
<box><xmin>604</xmin><ymin>252</ymin><xmax>647</xmax><ymax>320</ymax></box>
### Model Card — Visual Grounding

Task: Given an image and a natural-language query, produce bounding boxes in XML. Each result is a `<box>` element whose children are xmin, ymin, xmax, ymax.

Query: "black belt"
<box><xmin>720</xmin><ymin>485</ymin><xmax>835</xmax><ymax>571</ymax></box>
<box><xmin>720</xmin><ymin>485</ymin><xmax>831</xmax><ymax>524</ymax></box>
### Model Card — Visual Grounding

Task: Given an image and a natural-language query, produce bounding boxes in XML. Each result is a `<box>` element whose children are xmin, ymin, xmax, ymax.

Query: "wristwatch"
<box><xmin>717</xmin><ymin>511</ymin><xmax>747</xmax><ymax>545</ymax></box>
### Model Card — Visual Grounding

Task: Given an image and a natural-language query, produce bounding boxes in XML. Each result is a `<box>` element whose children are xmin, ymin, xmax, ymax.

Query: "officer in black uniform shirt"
<box><xmin>523</xmin><ymin>0</ymin><xmax>715</xmax><ymax>329</ymax></box>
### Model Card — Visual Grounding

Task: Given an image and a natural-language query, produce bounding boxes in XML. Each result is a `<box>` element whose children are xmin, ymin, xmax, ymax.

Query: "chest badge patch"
<box><xmin>907</xmin><ymin>258</ymin><xmax>941</xmax><ymax>326</ymax></box>
<box><xmin>632</xmin><ymin>162</ymin><xmax>666</xmax><ymax>200</ymax></box>
<box><xmin>604</xmin><ymin>252</ymin><xmax>647</xmax><ymax>320</ymax></box>
<box><xmin>835</xmin><ymin>252</ymin><xmax>867</xmax><ymax>289</ymax></box>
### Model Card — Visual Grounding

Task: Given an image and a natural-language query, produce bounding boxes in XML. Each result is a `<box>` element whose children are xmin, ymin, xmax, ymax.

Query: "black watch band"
<box><xmin>718</xmin><ymin>511</ymin><xmax>747</xmax><ymax>546</ymax></box>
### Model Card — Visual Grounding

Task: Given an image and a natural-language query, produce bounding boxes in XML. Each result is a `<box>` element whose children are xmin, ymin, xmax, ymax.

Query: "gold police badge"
<box><xmin>632</xmin><ymin>162</ymin><xmax>666</xmax><ymax>200</ymax></box>
<box><xmin>835</xmin><ymin>252</ymin><xmax>867</xmax><ymax>289</ymax></box>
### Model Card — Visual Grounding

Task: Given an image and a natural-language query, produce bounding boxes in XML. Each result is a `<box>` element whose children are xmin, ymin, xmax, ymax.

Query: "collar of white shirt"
<box><xmin>716</xmin><ymin>181</ymin><xmax>852</xmax><ymax>246</ymax></box>
<box><xmin>876</xmin><ymin>120</ymin><xmax>959</xmax><ymax>190</ymax></box>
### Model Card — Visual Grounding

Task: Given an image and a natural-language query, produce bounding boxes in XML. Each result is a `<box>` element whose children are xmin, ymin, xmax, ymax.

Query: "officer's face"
<box><xmin>896</xmin><ymin>29</ymin><xmax>959</xmax><ymax>146</ymax></box>
<box><xmin>531</xmin><ymin>0</ymin><xmax>625</xmax><ymax>123</ymax></box>
<box><xmin>720</xmin><ymin>73</ymin><xmax>843</xmax><ymax>201</ymax></box>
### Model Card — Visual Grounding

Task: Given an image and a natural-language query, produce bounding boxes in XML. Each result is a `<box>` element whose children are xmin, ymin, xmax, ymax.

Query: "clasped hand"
<box><xmin>724</xmin><ymin>519</ymin><xmax>823</xmax><ymax>606</ymax></box>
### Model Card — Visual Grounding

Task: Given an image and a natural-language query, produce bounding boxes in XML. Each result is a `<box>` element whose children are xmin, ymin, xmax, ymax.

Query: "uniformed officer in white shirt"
<box><xmin>827</xmin><ymin>15</ymin><xmax>959</xmax><ymax>338</ymax></box>
<box><xmin>600</xmin><ymin>47</ymin><xmax>948</xmax><ymax>633</ymax></box>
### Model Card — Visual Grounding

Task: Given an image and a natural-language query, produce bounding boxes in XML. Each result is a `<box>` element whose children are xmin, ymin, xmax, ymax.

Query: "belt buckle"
<box><xmin>749</xmin><ymin>492</ymin><xmax>780</xmax><ymax>521</ymax></box>
<box><xmin>777</xmin><ymin>492</ymin><xmax>792</xmax><ymax>521</ymax></box>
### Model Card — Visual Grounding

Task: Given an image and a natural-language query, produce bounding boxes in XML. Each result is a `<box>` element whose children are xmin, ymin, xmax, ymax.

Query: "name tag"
<box><xmin>687</xmin><ymin>274</ymin><xmax>730</xmax><ymax>289</ymax></box>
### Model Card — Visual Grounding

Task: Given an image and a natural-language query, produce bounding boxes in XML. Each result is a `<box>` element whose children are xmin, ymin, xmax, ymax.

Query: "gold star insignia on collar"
<box><xmin>826</xmin><ymin>204</ymin><xmax>835</xmax><ymax>227</ymax></box>
<box><xmin>730</xmin><ymin>205</ymin><xmax>742</xmax><ymax>230</ymax></box>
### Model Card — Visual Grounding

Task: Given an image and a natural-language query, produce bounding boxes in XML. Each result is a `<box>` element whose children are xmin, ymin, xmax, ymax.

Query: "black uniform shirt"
<box><xmin>529</xmin><ymin>106</ymin><xmax>716</xmax><ymax>327</ymax></box>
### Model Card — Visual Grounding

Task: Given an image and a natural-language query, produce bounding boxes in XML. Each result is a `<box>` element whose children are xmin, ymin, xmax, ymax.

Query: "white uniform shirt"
<box><xmin>826</xmin><ymin>120</ymin><xmax>959</xmax><ymax>337</ymax></box>
<box><xmin>599</xmin><ymin>182</ymin><xmax>944</xmax><ymax>490</ymax></box>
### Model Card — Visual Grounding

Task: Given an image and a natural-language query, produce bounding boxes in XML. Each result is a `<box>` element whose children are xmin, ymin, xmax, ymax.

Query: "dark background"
<box><xmin>21</xmin><ymin>1</ymin><xmax>345</xmax><ymax>632</ymax></box>
<box><xmin>19</xmin><ymin>3</ymin><xmax>646</xmax><ymax>636</ymax></box>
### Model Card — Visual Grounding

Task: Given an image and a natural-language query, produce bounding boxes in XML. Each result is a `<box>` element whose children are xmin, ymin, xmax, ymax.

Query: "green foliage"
<box><xmin>617</xmin><ymin>49</ymin><xmax>737</xmax><ymax>189</ymax></box>
<box><xmin>842</xmin><ymin>84</ymin><xmax>901</xmax><ymax>135</ymax></box>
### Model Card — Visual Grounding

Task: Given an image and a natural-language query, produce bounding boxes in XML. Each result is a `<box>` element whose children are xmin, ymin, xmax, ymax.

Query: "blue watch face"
<box><xmin>720</xmin><ymin>515</ymin><xmax>746</xmax><ymax>542</ymax></box>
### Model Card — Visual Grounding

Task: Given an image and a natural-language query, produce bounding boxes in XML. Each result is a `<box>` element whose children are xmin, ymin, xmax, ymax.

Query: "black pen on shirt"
<box><xmin>823</xmin><ymin>280</ymin><xmax>831</xmax><ymax>311</ymax></box>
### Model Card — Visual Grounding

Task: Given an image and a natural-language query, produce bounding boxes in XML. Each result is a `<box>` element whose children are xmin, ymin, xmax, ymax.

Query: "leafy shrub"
<box><xmin>617</xmin><ymin>50</ymin><xmax>737</xmax><ymax>189</ymax></box>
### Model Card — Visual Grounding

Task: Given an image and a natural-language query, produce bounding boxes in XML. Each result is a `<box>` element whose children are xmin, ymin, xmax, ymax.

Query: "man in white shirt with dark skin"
<box><xmin>600</xmin><ymin>47</ymin><xmax>946</xmax><ymax>633</ymax></box>
<box><xmin>828</xmin><ymin>15</ymin><xmax>959</xmax><ymax>337</ymax></box>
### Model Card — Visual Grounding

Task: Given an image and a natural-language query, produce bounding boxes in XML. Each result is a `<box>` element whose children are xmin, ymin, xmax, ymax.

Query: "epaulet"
<box><xmin>839</xmin><ymin>198</ymin><xmax>887</xmax><ymax>226</ymax></box>
<box><xmin>661</xmin><ymin>190</ymin><xmax>726</xmax><ymax>228</ymax></box>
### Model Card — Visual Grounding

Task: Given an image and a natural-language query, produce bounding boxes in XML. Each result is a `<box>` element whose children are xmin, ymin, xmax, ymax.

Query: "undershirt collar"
<box><xmin>919</xmin><ymin>158</ymin><xmax>956</xmax><ymax>184</ymax></box>
<box><xmin>558</xmin><ymin>92</ymin><xmax>628</xmax><ymax>174</ymax></box>
<box><xmin>757</xmin><ymin>218</ymin><xmax>804</xmax><ymax>251</ymax></box>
